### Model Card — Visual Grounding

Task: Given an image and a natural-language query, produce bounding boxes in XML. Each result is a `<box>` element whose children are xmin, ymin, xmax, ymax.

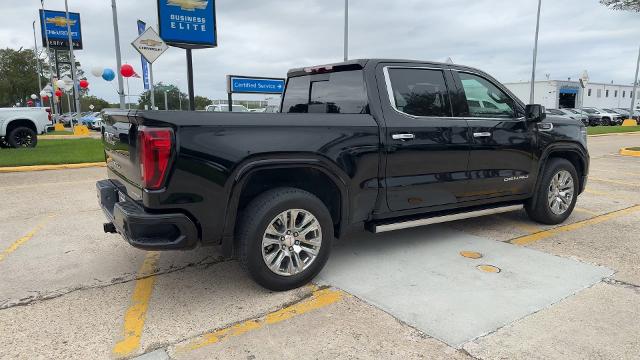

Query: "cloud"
<box><xmin>2</xmin><ymin>0</ymin><xmax>638</xmax><ymax>102</ymax></box>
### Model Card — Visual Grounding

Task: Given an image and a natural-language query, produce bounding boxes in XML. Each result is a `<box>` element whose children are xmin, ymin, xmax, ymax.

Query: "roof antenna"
<box><xmin>446</xmin><ymin>57</ymin><xmax>454</xmax><ymax>64</ymax></box>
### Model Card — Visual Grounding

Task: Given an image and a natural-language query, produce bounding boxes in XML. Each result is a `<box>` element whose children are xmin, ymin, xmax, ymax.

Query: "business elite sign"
<box><xmin>157</xmin><ymin>0</ymin><xmax>217</xmax><ymax>49</ymax></box>
<box><xmin>39</xmin><ymin>10</ymin><xmax>82</xmax><ymax>49</ymax></box>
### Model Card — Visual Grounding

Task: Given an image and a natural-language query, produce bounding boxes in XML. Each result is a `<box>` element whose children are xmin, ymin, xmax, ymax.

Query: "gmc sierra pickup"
<box><xmin>98</xmin><ymin>59</ymin><xmax>589</xmax><ymax>290</ymax></box>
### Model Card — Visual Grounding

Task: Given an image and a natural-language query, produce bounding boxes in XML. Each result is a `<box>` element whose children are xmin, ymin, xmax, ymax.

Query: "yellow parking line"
<box><xmin>589</xmin><ymin>177</ymin><xmax>640</xmax><ymax>187</ymax></box>
<box><xmin>0</xmin><ymin>215</ymin><xmax>53</xmax><ymax>263</ymax></box>
<box><xmin>175</xmin><ymin>288</ymin><xmax>344</xmax><ymax>353</ymax></box>
<box><xmin>112</xmin><ymin>251</ymin><xmax>161</xmax><ymax>357</ymax></box>
<box><xmin>510</xmin><ymin>205</ymin><xmax>640</xmax><ymax>246</ymax></box>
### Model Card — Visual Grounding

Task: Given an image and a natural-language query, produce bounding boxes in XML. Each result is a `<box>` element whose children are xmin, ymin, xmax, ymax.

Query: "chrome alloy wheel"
<box><xmin>547</xmin><ymin>170</ymin><xmax>574</xmax><ymax>215</ymax></box>
<box><xmin>261</xmin><ymin>209</ymin><xmax>322</xmax><ymax>276</ymax></box>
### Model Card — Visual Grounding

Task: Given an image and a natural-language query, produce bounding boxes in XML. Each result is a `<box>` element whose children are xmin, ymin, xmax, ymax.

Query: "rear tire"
<box><xmin>237</xmin><ymin>187</ymin><xmax>333</xmax><ymax>291</ymax></box>
<box><xmin>7</xmin><ymin>127</ymin><xmax>37</xmax><ymax>148</ymax></box>
<box><xmin>0</xmin><ymin>138</ymin><xmax>10</xmax><ymax>148</ymax></box>
<box><xmin>525</xmin><ymin>158</ymin><xmax>578</xmax><ymax>225</ymax></box>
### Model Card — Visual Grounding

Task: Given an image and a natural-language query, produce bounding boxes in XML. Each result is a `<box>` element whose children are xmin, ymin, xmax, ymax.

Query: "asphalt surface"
<box><xmin>0</xmin><ymin>133</ymin><xmax>639</xmax><ymax>359</ymax></box>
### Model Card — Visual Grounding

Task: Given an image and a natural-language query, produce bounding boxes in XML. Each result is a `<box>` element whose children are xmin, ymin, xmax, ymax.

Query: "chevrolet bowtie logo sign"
<box><xmin>139</xmin><ymin>39</ymin><xmax>163</xmax><ymax>47</ymax></box>
<box><xmin>167</xmin><ymin>0</ymin><xmax>208</xmax><ymax>11</ymax></box>
<box><xmin>46</xmin><ymin>16</ymin><xmax>77</xmax><ymax>27</ymax></box>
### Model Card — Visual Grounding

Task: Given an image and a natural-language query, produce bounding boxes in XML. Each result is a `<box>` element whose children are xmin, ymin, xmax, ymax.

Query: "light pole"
<box><xmin>32</xmin><ymin>21</ymin><xmax>43</xmax><ymax>98</ymax></box>
<box><xmin>529</xmin><ymin>0</ymin><xmax>542</xmax><ymax>104</ymax></box>
<box><xmin>63</xmin><ymin>0</ymin><xmax>81</xmax><ymax>120</ymax></box>
<box><xmin>111</xmin><ymin>0</ymin><xmax>126</xmax><ymax>109</ymax></box>
<box><xmin>344</xmin><ymin>0</ymin><xmax>349</xmax><ymax>61</ymax></box>
<box><xmin>164</xmin><ymin>91</ymin><xmax>169</xmax><ymax>111</ymax></box>
<box><xmin>630</xmin><ymin>46</ymin><xmax>640</xmax><ymax>117</ymax></box>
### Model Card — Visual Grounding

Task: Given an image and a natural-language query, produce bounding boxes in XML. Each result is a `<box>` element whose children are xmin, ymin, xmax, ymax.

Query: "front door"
<box><xmin>451</xmin><ymin>71</ymin><xmax>536</xmax><ymax>200</ymax></box>
<box><xmin>379</xmin><ymin>65</ymin><xmax>471</xmax><ymax>211</ymax></box>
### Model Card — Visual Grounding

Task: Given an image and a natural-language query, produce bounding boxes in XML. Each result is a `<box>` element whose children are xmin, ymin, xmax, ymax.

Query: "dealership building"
<box><xmin>504</xmin><ymin>80</ymin><xmax>639</xmax><ymax>110</ymax></box>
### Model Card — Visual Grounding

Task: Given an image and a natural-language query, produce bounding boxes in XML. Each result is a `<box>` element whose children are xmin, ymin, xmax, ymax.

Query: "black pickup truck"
<box><xmin>98</xmin><ymin>59</ymin><xmax>589</xmax><ymax>290</ymax></box>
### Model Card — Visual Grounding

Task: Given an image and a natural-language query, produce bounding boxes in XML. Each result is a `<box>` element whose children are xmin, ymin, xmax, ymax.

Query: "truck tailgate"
<box><xmin>102</xmin><ymin>111</ymin><xmax>144</xmax><ymax>193</ymax></box>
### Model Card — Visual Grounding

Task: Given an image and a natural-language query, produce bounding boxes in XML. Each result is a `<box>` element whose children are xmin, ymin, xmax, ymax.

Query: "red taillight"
<box><xmin>45</xmin><ymin>108</ymin><xmax>52</xmax><ymax>122</ymax></box>
<box><xmin>138</xmin><ymin>127</ymin><xmax>173</xmax><ymax>190</ymax></box>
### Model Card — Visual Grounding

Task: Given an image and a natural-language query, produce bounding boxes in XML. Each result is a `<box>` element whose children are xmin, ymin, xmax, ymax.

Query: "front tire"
<box><xmin>238</xmin><ymin>187</ymin><xmax>333</xmax><ymax>291</ymax></box>
<box><xmin>7</xmin><ymin>127</ymin><xmax>37</xmax><ymax>148</ymax></box>
<box><xmin>525</xmin><ymin>158</ymin><xmax>578</xmax><ymax>225</ymax></box>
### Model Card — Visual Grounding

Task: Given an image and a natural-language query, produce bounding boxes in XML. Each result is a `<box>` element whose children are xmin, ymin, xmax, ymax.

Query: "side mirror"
<box><xmin>526</xmin><ymin>104</ymin><xmax>546</xmax><ymax>122</ymax></box>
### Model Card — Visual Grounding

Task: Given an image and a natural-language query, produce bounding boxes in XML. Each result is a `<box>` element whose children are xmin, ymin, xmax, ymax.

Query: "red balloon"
<box><xmin>42</xmin><ymin>95</ymin><xmax>49</xmax><ymax>101</ymax></box>
<box><xmin>79</xmin><ymin>79</ymin><xmax>89</xmax><ymax>89</ymax></box>
<box><xmin>27</xmin><ymin>100</ymin><xmax>34</xmax><ymax>106</ymax></box>
<box><xmin>120</xmin><ymin>64</ymin><xmax>135</xmax><ymax>78</ymax></box>
<box><xmin>55</xmin><ymin>89</ymin><xmax>63</xmax><ymax>97</ymax></box>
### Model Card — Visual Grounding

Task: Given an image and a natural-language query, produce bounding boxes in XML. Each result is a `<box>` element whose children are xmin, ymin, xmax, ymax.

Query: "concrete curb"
<box><xmin>588</xmin><ymin>131</ymin><xmax>640</xmax><ymax>137</ymax></box>
<box><xmin>0</xmin><ymin>162</ymin><xmax>106</xmax><ymax>173</ymax></box>
<box><xmin>619</xmin><ymin>147</ymin><xmax>640</xmax><ymax>157</ymax></box>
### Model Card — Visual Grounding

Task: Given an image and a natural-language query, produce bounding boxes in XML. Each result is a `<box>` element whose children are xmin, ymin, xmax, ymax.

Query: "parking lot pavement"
<box><xmin>0</xmin><ymin>133</ymin><xmax>638</xmax><ymax>359</ymax></box>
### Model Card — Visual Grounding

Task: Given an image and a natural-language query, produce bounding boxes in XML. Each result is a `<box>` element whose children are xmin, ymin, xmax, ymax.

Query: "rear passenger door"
<box><xmin>451</xmin><ymin>71</ymin><xmax>536</xmax><ymax>199</ymax></box>
<box><xmin>379</xmin><ymin>65</ymin><xmax>471</xmax><ymax>211</ymax></box>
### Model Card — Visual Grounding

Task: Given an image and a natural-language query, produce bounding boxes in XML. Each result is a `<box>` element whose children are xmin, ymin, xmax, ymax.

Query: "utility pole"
<box><xmin>529</xmin><ymin>0</ymin><xmax>542</xmax><ymax>104</ymax></box>
<box><xmin>111</xmin><ymin>0</ymin><xmax>126</xmax><ymax>109</ymax></box>
<box><xmin>630</xmin><ymin>45</ymin><xmax>640</xmax><ymax>117</ymax></box>
<box><xmin>344</xmin><ymin>0</ymin><xmax>349</xmax><ymax>62</ymax></box>
<box><xmin>32</xmin><ymin>21</ymin><xmax>43</xmax><ymax>98</ymax></box>
<box><xmin>63</xmin><ymin>0</ymin><xmax>81</xmax><ymax>120</ymax></box>
<box><xmin>164</xmin><ymin>90</ymin><xmax>169</xmax><ymax>111</ymax></box>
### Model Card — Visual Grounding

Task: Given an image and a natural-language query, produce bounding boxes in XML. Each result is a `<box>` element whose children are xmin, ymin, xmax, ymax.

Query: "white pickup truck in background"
<box><xmin>0</xmin><ymin>107</ymin><xmax>50</xmax><ymax>148</ymax></box>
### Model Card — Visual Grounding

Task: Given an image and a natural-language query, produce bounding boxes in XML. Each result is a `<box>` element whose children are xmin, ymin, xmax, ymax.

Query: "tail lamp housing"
<box><xmin>137</xmin><ymin>127</ymin><xmax>173</xmax><ymax>190</ymax></box>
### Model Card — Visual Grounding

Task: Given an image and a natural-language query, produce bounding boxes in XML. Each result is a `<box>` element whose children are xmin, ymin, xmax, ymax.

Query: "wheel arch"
<box><xmin>4</xmin><ymin>118</ymin><xmax>37</xmax><ymax>136</ymax></box>
<box><xmin>221</xmin><ymin>158</ymin><xmax>350</xmax><ymax>257</ymax></box>
<box><xmin>534</xmin><ymin>143</ymin><xmax>588</xmax><ymax>205</ymax></box>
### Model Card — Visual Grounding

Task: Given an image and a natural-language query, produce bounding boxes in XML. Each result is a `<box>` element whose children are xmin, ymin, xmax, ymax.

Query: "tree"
<box><xmin>600</xmin><ymin>0</ymin><xmax>640</xmax><ymax>11</ymax></box>
<box><xmin>194</xmin><ymin>95</ymin><xmax>212</xmax><ymax>110</ymax></box>
<box><xmin>0</xmin><ymin>48</ymin><xmax>46</xmax><ymax>107</ymax></box>
<box><xmin>80</xmin><ymin>96</ymin><xmax>111</xmax><ymax>112</ymax></box>
<box><xmin>138</xmin><ymin>83</ymin><xmax>188</xmax><ymax>110</ymax></box>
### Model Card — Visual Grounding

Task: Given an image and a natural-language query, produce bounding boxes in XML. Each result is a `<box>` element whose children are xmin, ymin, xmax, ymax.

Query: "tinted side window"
<box><xmin>281</xmin><ymin>71</ymin><xmax>367</xmax><ymax>114</ymax></box>
<box><xmin>387</xmin><ymin>68</ymin><xmax>450</xmax><ymax>117</ymax></box>
<box><xmin>459</xmin><ymin>72</ymin><xmax>515</xmax><ymax>118</ymax></box>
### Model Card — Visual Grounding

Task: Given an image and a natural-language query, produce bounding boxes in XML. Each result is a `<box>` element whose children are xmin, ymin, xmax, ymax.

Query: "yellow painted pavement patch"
<box><xmin>510</xmin><ymin>205</ymin><xmax>640</xmax><ymax>246</ymax></box>
<box><xmin>176</xmin><ymin>288</ymin><xmax>345</xmax><ymax>352</ymax></box>
<box><xmin>0</xmin><ymin>215</ymin><xmax>54</xmax><ymax>263</ymax></box>
<box><xmin>619</xmin><ymin>147</ymin><xmax>640</xmax><ymax>157</ymax></box>
<box><xmin>0</xmin><ymin>162</ymin><xmax>105</xmax><ymax>173</ymax></box>
<box><xmin>460</xmin><ymin>251</ymin><xmax>482</xmax><ymax>259</ymax></box>
<box><xmin>112</xmin><ymin>251</ymin><xmax>161</xmax><ymax>357</ymax></box>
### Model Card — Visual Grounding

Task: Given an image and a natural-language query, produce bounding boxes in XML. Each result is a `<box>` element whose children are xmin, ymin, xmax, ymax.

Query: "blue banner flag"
<box><xmin>137</xmin><ymin>20</ymin><xmax>150</xmax><ymax>90</ymax></box>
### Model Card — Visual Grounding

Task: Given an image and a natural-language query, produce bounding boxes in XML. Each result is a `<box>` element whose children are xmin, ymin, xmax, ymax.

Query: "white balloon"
<box><xmin>56</xmin><ymin>79</ymin><xmax>66</xmax><ymax>89</ymax></box>
<box><xmin>91</xmin><ymin>66</ymin><xmax>104</xmax><ymax>77</ymax></box>
<box><xmin>31</xmin><ymin>94</ymin><xmax>37</xmax><ymax>100</ymax></box>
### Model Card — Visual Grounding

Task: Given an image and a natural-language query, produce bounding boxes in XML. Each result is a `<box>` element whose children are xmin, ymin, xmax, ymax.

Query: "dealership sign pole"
<box><xmin>132</xmin><ymin>27</ymin><xmax>168</xmax><ymax>111</ymax></box>
<box><xmin>157</xmin><ymin>0</ymin><xmax>217</xmax><ymax>111</ymax></box>
<box><xmin>111</xmin><ymin>0</ymin><xmax>126</xmax><ymax>109</ymax></box>
<box><xmin>39</xmin><ymin>1</ymin><xmax>57</xmax><ymax>117</ymax></box>
<box><xmin>63</xmin><ymin>0</ymin><xmax>81</xmax><ymax>119</ymax></box>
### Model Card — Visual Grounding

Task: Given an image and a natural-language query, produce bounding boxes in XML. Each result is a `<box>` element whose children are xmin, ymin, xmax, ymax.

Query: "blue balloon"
<box><xmin>102</xmin><ymin>68</ymin><xmax>115</xmax><ymax>82</ymax></box>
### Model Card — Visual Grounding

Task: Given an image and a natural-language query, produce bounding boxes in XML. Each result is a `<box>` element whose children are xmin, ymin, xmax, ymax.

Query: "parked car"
<box><xmin>567</xmin><ymin>109</ymin><xmax>603</xmax><ymax>126</ymax></box>
<box><xmin>546</xmin><ymin>109</ymin><xmax>573</xmax><ymax>118</ymax></box>
<box><xmin>251</xmin><ymin>105</ymin><xmax>281</xmax><ymax>113</ymax></box>
<box><xmin>0</xmin><ymin>107</ymin><xmax>50</xmax><ymax>148</ymax></box>
<box><xmin>205</xmin><ymin>104</ymin><xmax>250</xmax><ymax>112</ymax></box>
<box><xmin>610</xmin><ymin>108</ymin><xmax>639</xmax><ymax>121</ymax></box>
<box><xmin>582</xmin><ymin>107</ymin><xmax>623</xmax><ymax>126</ymax></box>
<box><xmin>98</xmin><ymin>59</ymin><xmax>589</xmax><ymax>290</ymax></box>
<box><xmin>91</xmin><ymin>117</ymin><xmax>104</xmax><ymax>130</ymax></box>
<box><xmin>557</xmin><ymin>109</ymin><xmax>589</xmax><ymax>126</ymax></box>
<box><xmin>79</xmin><ymin>112</ymin><xmax>102</xmax><ymax>128</ymax></box>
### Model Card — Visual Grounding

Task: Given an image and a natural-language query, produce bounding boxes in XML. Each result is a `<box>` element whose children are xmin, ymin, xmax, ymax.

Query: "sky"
<box><xmin>1</xmin><ymin>0</ymin><xmax>639</xmax><ymax>103</ymax></box>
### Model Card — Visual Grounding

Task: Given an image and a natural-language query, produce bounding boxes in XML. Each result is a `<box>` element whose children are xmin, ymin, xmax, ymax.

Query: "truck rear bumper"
<box><xmin>96</xmin><ymin>179</ymin><xmax>198</xmax><ymax>250</ymax></box>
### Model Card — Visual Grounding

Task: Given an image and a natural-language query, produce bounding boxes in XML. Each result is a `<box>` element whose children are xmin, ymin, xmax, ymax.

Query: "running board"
<box><xmin>373</xmin><ymin>204</ymin><xmax>524</xmax><ymax>233</ymax></box>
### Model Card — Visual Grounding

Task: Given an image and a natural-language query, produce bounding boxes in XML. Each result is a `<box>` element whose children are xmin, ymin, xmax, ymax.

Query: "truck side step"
<box><xmin>372</xmin><ymin>204</ymin><xmax>524</xmax><ymax>233</ymax></box>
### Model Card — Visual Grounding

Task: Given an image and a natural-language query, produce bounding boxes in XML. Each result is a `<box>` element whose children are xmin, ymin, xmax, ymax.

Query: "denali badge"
<box><xmin>504</xmin><ymin>175</ymin><xmax>529</xmax><ymax>182</ymax></box>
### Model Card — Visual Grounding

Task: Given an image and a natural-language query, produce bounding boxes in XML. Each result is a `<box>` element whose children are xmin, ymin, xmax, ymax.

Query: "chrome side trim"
<box><xmin>373</xmin><ymin>204</ymin><xmax>524</xmax><ymax>233</ymax></box>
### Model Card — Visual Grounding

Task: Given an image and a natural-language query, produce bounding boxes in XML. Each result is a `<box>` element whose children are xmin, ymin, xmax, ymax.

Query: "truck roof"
<box><xmin>287</xmin><ymin>58</ymin><xmax>486</xmax><ymax>77</ymax></box>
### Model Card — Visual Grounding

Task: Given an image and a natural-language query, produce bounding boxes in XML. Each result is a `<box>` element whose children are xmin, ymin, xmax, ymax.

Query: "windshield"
<box><xmin>583</xmin><ymin>108</ymin><xmax>598</xmax><ymax>114</ymax></box>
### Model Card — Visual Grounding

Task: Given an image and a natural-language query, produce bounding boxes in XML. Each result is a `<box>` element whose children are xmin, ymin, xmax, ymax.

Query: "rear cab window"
<box><xmin>282</xmin><ymin>70</ymin><xmax>368</xmax><ymax>114</ymax></box>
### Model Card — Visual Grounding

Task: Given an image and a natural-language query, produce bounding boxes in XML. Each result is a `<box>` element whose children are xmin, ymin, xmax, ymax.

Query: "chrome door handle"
<box><xmin>392</xmin><ymin>133</ymin><xmax>415</xmax><ymax>140</ymax></box>
<box><xmin>473</xmin><ymin>132</ymin><xmax>492</xmax><ymax>138</ymax></box>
